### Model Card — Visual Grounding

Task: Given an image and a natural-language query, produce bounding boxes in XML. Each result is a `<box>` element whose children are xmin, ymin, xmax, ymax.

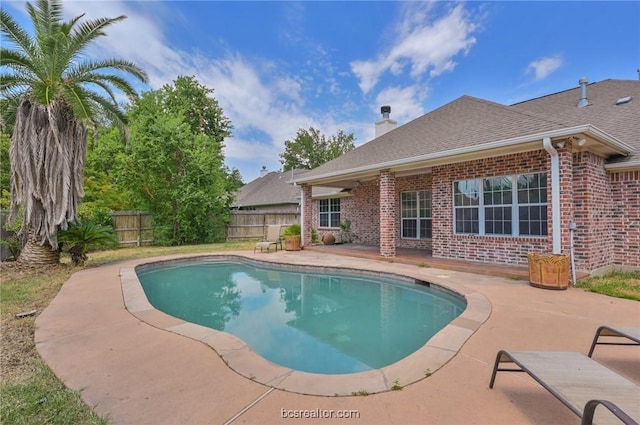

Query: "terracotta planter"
<box><xmin>284</xmin><ymin>235</ymin><xmax>301</xmax><ymax>251</ymax></box>
<box><xmin>322</xmin><ymin>233</ymin><xmax>335</xmax><ymax>245</ymax></box>
<box><xmin>528</xmin><ymin>253</ymin><xmax>570</xmax><ymax>290</ymax></box>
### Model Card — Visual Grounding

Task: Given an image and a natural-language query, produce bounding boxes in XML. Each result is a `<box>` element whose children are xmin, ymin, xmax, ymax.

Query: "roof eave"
<box><xmin>605</xmin><ymin>160</ymin><xmax>640</xmax><ymax>172</ymax></box>
<box><xmin>294</xmin><ymin>125</ymin><xmax>634</xmax><ymax>186</ymax></box>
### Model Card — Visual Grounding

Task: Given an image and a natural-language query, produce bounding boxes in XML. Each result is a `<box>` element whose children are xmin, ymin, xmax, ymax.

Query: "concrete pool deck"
<box><xmin>35</xmin><ymin>250</ymin><xmax>639</xmax><ymax>424</ymax></box>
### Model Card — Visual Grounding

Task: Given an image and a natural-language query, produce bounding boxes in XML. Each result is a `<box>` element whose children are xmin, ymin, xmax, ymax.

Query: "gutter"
<box><xmin>543</xmin><ymin>137</ymin><xmax>562</xmax><ymax>254</ymax></box>
<box><xmin>604</xmin><ymin>160</ymin><xmax>640</xmax><ymax>172</ymax></box>
<box><xmin>294</xmin><ymin>125</ymin><xmax>633</xmax><ymax>185</ymax></box>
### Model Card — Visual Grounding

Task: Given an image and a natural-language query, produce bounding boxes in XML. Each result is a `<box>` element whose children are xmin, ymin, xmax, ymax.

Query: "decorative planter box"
<box><xmin>528</xmin><ymin>253</ymin><xmax>570</xmax><ymax>290</ymax></box>
<box><xmin>284</xmin><ymin>235</ymin><xmax>301</xmax><ymax>251</ymax></box>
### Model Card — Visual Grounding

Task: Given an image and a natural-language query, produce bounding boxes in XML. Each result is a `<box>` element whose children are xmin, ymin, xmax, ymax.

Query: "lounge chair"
<box><xmin>588</xmin><ymin>326</ymin><xmax>640</xmax><ymax>357</ymax></box>
<box><xmin>254</xmin><ymin>225</ymin><xmax>282</xmax><ymax>253</ymax></box>
<box><xmin>489</xmin><ymin>350</ymin><xmax>640</xmax><ymax>425</ymax></box>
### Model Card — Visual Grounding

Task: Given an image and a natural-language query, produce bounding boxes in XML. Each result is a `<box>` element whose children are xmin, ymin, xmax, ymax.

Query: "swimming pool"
<box><xmin>136</xmin><ymin>257</ymin><xmax>466</xmax><ymax>375</ymax></box>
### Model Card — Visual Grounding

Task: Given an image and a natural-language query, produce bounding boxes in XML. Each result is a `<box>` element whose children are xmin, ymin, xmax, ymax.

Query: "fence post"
<box><xmin>137</xmin><ymin>212</ymin><xmax>142</xmax><ymax>247</ymax></box>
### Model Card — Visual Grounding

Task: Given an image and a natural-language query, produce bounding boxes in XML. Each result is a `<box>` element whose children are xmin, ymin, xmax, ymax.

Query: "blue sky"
<box><xmin>4</xmin><ymin>1</ymin><xmax>639</xmax><ymax>182</ymax></box>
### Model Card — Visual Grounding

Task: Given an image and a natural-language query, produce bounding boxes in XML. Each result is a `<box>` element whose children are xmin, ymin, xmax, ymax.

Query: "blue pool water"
<box><xmin>137</xmin><ymin>259</ymin><xmax>465</xmax><ymax>374</ymax></box>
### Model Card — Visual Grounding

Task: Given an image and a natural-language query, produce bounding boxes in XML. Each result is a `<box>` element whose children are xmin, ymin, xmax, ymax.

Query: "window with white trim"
<box><xmin>453</xmin><ymin>173</ymin><xmax>547</xmax><ymax>236</ymax></box>
<box><xmin>319</xmin><ymin>198</ymin><xmax>341</xmax><ymax>228</ymax></box>
<box><xmin>401</xmin><ymin>190</ymin><xmax>432</xmax><ymax>239</ymax></box>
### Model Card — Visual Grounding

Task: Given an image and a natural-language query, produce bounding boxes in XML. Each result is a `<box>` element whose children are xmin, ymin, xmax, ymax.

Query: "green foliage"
<box><xmin>77</xmin><ymin>205</ymin><xmax>113</xmax><ymax>228</ymax></box>
<box><xmin>310</xmin><ymin>227</ymin><xmax>319</xmax><ymax>243</ymax></box>
<box><xmin>123</xmin><ymin>76</ymin><xmax>235</xmax><ymax>245</ymax></box>
<box><xmin>283</xmin><ymin>224</ymin><xmax>301</xmax><ymax>236</ymax></box>
<box><xmin>391</xmin><ymin>379</ymin><xmax>403</xmax><ymax>391</ymax></box>
<box><xmin>280</xmin><ymin>127</ymin><xmax>355</xmax><ymax>171</ymax></box>
<box><xmin>82</xmin><ymin>127</ymin><xmax>134</xmax><ymax>212</ymax></box>
<box><xmin>1</xmin><ymin>214</ymin><xmax>23</xmax><ymax>260</ymax></box>
<box><xmin>1</xmin><ymin>0</ymin><xmax>148</xmax><ymax>257</ymax></box>
<box><xmin>57</xmin><ymin>220</ymin><xmax>119</xmax><ymax>266</ymax></box>
<box><xmin>0</xmin><ymin>0</ymin><xmax>148</xmax><ymax>133</ymax></box>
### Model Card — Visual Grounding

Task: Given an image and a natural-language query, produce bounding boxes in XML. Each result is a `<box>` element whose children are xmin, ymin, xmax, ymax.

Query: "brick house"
<box><xmin>294</xmin><ymin>79</ymin><xmax>639</xmax><ymax>275</ymax></box>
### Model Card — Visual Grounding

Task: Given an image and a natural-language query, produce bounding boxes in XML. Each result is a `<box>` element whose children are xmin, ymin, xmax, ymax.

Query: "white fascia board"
<box><xmin>294</xmin><ymin>125</ymin><xmax>634</xmax><ymax>185</ymax></box>
<box><xmin>605</xmin><ymin>160</ymin><xmax>640</xmax><ymax>171</ymax></box>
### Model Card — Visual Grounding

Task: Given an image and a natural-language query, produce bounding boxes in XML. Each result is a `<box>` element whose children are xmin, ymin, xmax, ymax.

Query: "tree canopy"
<box><xmin>279</xmin><ymin>127</ymin><xmax>355</xmax><ymax>171</ymax></box>
<box><xmin>123</xmin><ymin>76</ymin><xmax>237</xmax><ymax>245</ymax></box>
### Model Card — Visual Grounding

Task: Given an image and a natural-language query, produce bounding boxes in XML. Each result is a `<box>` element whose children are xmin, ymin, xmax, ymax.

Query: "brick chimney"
<box><xmin>375</xmin><ymin>106</ymin><xmax>397</xmax><ymax>138</ymax></box>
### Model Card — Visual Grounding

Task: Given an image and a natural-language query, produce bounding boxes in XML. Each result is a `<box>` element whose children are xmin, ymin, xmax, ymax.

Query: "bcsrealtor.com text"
<box><xmin>281</xmin><ymin>408</ymin><xmax>361</xmax><ymax>419</ymax></box>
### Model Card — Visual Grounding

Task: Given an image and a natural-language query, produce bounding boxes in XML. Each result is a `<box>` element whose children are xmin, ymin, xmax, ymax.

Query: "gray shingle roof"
<box><xmin>232</xmin><ymin>170</ymin><xmax>302</xmax><ymax>208</ymax></box>
<box><xmin>296</xmin><ymin>79</ymin><xmax>639</xmax><ymax>184</ymax></box>
<box><xmin>511</xmin><ymin>79</ymin><xmax>640</xmax><ymax>162</ymax></box>
<box><xmin>232</xmin><ymin>170</ymin><xmax>347</xmax><ymax>208</ymax></box>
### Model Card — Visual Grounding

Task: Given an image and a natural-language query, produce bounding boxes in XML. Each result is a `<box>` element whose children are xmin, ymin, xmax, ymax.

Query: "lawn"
<box><xmin>1</xmin><ymin>243</ymin><xmax>637</xmax><ymax>424</ymax></box>
<box><xmin>575</xmin><ymin>270</ymin><xmax>640</xmax><ymax>301</ymax></box>
<box><xmin>0</xmin><ymin>242</ymin><xmax>254</xmax><ymax>425</ymax></box>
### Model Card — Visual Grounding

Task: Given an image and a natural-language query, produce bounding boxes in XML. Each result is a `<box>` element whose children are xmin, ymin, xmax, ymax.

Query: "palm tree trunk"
<box><xmin>17</xmin><ymin>231</ymin><xmax>60</xmax><ymax>265</ymax></box>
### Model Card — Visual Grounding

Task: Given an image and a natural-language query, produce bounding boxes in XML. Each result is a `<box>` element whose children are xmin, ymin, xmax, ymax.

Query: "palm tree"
<box><xmin>1</xmin><ymin>0</ymin><xmax>148</xmax><ymax>265</ymax></box>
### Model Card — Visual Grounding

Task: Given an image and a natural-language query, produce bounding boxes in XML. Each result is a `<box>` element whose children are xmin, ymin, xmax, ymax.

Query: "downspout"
<box><xmin>543</xmin><ymin>137</ymin><xmax>561</xmax><ymax>254</ymax></box>
<box><xmin>299</xmin><ymin>185</ymin><xmax>304</xmax><ymax>247</ymax></box>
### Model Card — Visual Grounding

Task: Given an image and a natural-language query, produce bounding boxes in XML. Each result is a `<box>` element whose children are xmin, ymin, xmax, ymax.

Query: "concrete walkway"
<box><xmin>35</xmin><ymin>250</ymin><xmax>639</xmax><ymax>425</ymax></box>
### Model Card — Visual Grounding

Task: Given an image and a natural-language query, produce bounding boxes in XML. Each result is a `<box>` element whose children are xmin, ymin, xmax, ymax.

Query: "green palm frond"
<box><xmin>2</xmin><ymin>0</ymin><xmax>149</xmax><ymax>255</ymax></box>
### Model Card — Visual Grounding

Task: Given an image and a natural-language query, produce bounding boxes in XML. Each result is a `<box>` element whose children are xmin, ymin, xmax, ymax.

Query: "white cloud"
<box><xmin>526</xmin><ymin>55</ymin><xmax>563</xmax><ymax>81</ymax></box>
<box><xmin>375</xmin><ymin>86</ymin><xmax>425</xmax><ymax>124</ymax></box>
<box><xmin>350</xmin><ymin>3</ymin><xmax>478</xmax><ymax>94</ymax></box>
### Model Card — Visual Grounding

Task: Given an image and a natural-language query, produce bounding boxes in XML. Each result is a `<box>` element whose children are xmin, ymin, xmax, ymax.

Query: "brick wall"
<box><xmin>301</xmin><ymin>185</ymin><xmax>313</xmax><ymax>247</ymax></box>
<box><xmin>307</xmin><ymin>147</ymin><xmax>639</xmax><ymax>273</ymax></box>
<box><xmin>340</xmin><ymin>180</ymin><xmax>380</xmax><ymax>245</ymax></box>
<box><xmin>432</xmin><ymin>150</ymin><xmax>553</xmax><ymax>265</ymax></box>
<box><xmin>610</xmin><ymin>170</ymin><xmax>640</xmax><ymax>268</ymax></box>
<box><xmin>572</xmin><ymin>151</ymin><xmax>614</xmax><ymax>271</ymax></box>
<box><xmin>379</xmin><ymin>170</ymin><xmax>396</xmax><ymax>257</ymax></box>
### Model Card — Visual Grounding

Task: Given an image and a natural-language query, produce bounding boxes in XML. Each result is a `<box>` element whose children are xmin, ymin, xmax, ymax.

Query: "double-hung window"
<box><xmin>319</xmin><ymin>198</ymin><xmax>341</xmax><ymax>228</ymax></box>
<box><xmin>453</xmin><ymin>173</ymin><xmax>547</xmax><ymax>236</ymax></box>
<box><xmin>401</xmin><ymin>190</ymin><xmax>432</xmax><ymax>239</ymax></box>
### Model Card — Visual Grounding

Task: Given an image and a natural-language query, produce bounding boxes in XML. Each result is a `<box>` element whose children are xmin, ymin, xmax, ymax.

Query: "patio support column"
<box><xmin>301</xmin><ymin>184</ymin><xmax>313</xmax><ymax>247</ymax></box>
<box><xmin>379</xmin><ymin>169</ymin><xmax>396</xmax><ymax>257</ymax></box>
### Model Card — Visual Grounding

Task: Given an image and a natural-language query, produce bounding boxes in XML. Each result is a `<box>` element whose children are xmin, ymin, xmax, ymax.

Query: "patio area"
<box><xmin>35</xmin><ymin>249</ymin><xmax>639</xmax><ymax>424</ymax></box>
<box><xmin>305</xmin><ymin>244</ymin><xmax>534</xmax><ymax>279</ymax></box>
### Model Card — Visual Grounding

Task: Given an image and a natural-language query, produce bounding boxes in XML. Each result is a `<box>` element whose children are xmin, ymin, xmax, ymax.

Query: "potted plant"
<box><xmin>283</xmin><ymin>224</ymin><xmax>301</xmax><ymax>251</ymax></box>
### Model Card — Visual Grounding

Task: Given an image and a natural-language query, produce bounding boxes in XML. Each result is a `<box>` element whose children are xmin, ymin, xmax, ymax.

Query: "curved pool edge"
<box><xmin>120</xmin><ymin>252</ymin><xmax>491</xmax><ymax>396</ymax></box>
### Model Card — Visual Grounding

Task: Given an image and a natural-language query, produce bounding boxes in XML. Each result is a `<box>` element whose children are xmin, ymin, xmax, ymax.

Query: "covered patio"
<box><xmin>305</xmin><ymin>243</ymin><xmax>534</xmax><ymax>280</ymax></box>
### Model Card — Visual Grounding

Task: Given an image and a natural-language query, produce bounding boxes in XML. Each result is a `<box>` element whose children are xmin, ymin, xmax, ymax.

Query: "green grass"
<box><xmin>1</xmin><ymin>241</ymin><xmax>254</xmax><ymax>425</ymax></box>
<box><xmin>1</xmin><ymin>359</ymin><xmax>108</xmax><ymax>425</ymax></box>
<box><xmin>575</xmin><ymin>270</ymin><xmax>640</xmax><ymax>301</ymax></box>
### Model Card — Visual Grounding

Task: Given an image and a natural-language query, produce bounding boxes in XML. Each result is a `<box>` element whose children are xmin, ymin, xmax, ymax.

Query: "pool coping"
<box><xmin>120</xmin><ymin>252</ymin><xmax>492</xmax><ymax>396</ymax></box>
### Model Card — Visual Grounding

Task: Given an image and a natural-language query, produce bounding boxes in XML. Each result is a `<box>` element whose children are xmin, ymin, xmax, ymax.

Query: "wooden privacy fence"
<box><xmin>227</xmin><ymin>211</ymin><xmax>299</xmax><ymax>241</ymax></box>
<box><xmin>111</xmin><ymin>211</ymin><xmax>153</xmax><ymax>247</ymax></box>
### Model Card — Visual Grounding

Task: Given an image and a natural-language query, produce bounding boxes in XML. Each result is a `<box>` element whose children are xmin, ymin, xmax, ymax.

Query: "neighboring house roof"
<box><xmin>295</xmin><ymin>79</ymin><xmax>639</xmax><ymax>187</ymax></box>
<box><xmin>232</xmin><ymin>170</ymin><xmax>348</xmax><ymax>208</ymax></box>
<box><xmin>232</xmin><ymin>170</ymin><xmax>303</xmax><ymax>208</ymax></box>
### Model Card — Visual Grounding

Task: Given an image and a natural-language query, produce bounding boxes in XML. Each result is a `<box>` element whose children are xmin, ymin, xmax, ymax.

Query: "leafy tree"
<box><xmin>124</xmin><ymin>76</ymin><xmax>234</xmax><ymax>245</ymax></box>
<box><xmin>0</xmin><ymin>0</ymin><xmax>148</xmax><ymax>264</ymax></box>
<box><xmin>81</xmin><ymin>127</ymin><xmax>134</xmax><ymax>224</ymax></box>
<box><xmin>280</xmin><ymin>127</ymin><xmax>355</xmax><ymax>171</ymax></box>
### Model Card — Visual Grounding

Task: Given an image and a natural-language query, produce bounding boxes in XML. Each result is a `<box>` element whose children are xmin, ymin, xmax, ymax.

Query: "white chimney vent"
<box><xmin>577</xmin><ymin>77</ymin><xmax>589</xmax><ymax>108</ymax></box>
<box><xmin>260</xmin><ymin>165</ymin><xmax>268</xmax><ymax>177</ymax></box>
<box><xmin>375</xmin><ymin>105</ymin><xmax>397</xmax><ymax>138</ymax></box>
